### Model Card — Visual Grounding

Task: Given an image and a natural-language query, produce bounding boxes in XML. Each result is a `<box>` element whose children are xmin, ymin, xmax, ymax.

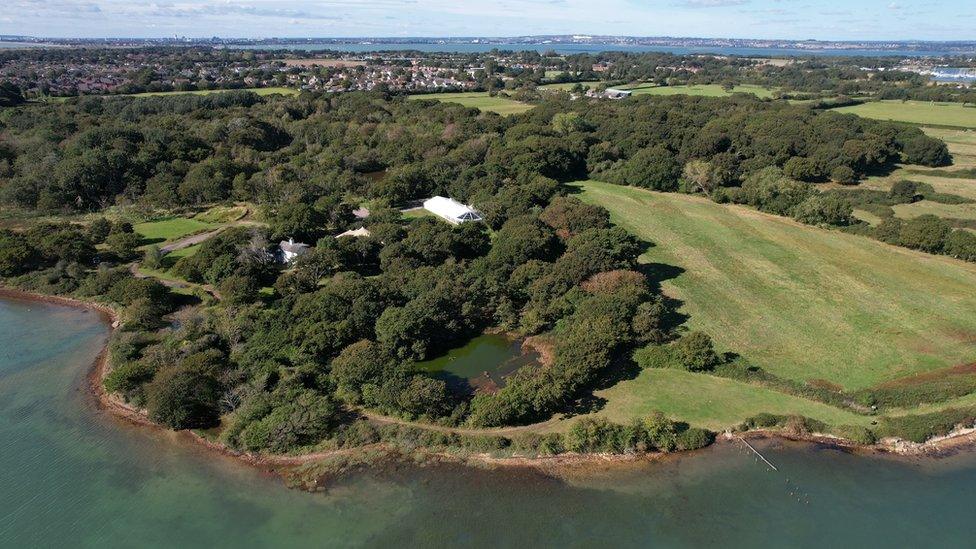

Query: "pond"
<box><xmin>414</xmin><ymin>334</ymin><xmax>540</xmax><ymax>393</ymax></box>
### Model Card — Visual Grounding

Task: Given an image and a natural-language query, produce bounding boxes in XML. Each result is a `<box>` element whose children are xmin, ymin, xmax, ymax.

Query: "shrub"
<box><xmin>792</xmin><ymin>194</ymin><xmax>854</xmax><ymax>226</ymax></box>
<box><xmin>944</xmin><ymin>230</ymin><xmax>976</xmax><ymax>262</ymax></box>
<box><xmin>897</xmin><ymin>214</ymin><xmax>951</xmax><ymax>253</ymax></box>
<box><xmin>830</xmin><ymin>165</ymin><xmax>858</xmax><ymax>185</ymax></box>
<box><xmin>888</xmin><ymin>180</ymin><xmax>921</xmax><ymax>204</ymax></box>
<box><xmin>566</xmin><ymin>417</ymin><xmax>624</xmax><ymax>453</ymax></box>
<box><xmin>145</xmin><ymin>363</ymin><xmax>221</xmax><ymax>430</ymax></box>
<box><xmin>832</xmin><ymin>425</ymin><xmax>876</xmax><ymax>445</ymax></box>
<box><xmin>673</xmin><ymin>332</ymin><xmax>720</xmax><ymax>372</ymax></box>
<box><xmin>238</xmin><ymin>391</ymin><xmax>341</xmax><ymax>453</ymax></box>
<box><xmin>676</xmin><ymin>427</ymin><xmax>715</xmax><ymax>450</ymax></box>
<box><xmin>902</xmin><ymin>136</ymin><xmax>951</xmax><ymax>167</ymax></box>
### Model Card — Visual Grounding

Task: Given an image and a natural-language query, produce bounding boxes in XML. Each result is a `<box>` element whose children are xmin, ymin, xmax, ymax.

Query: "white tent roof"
<box><xmin>422</xmin><ymin>196</ymin><xmax>482</xmax><ymax>222</ymax></box>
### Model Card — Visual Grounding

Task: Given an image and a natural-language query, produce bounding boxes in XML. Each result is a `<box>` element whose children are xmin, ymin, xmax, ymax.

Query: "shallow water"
<box><xmin>2</xmin><ymin>296</ymin><xmax>976</xmax><ymax>547</ymax></box>
<box><xmin>414</xmin><ymin>334</ymin><xmax>538</xmax><ymax>392</ymax></box>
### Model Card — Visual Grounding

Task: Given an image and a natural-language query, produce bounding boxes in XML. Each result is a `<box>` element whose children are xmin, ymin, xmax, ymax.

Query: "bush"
<box><xmin>238</xmin><ymin>390</ymin><xmax>341</xmax><ymax>453</ymax></box>
<box><xmin>898</xmin><ymin>214</ymin><xmax>951</xmax><ymax>253</ymax></box>
<box><xmin>566</xmin><ymin>417</ymin><xmax>624</xmax><ymax>453</ymax></box>
<box><xmin>676</xmin><ymin>427</ymin><xmax>715</xmax><ymax>450</ymax></box>
<box><xmin>876</xmin><ymin>407</ymin><xmax>976</xmax><ymax>443</ymax></box>
<box><xmin>673</xmin><ymin>332</ymin><xmax>720</xmax><ymax>372</ymax></box>
<box><xmin>902</xmin><ymin>136</ymin><xmax>951</xmax><ymax>167</ymax></box>
<box><xmin>830</xmin><ymin>165</ymin><xmax>858</xmax><ymax>185</ymax></box>
<box><xmin>832</xmin><ymin>424</ymin><xmax>876</xmax><ymax>445</ymax></box>
<box><xmin>792</xmin><ymin>194</ymin><xmax>854</xmax><ymax>226</ymax></box>
<box><xmin>888</xmin><ymin>180</ymin><xmax>921</xmax><ymax>204</ymax></box>
<box><xmin>145</xmin><ymin>363</ymin><xmax>222</xmax><ymax>430</ymax></box>
<box><xmin>945</xmin><ymin>230</ymin><xmax>976</xmax><ymax>262</ymax></box>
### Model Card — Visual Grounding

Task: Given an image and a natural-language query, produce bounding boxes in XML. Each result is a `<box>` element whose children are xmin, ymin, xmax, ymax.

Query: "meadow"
<box><xmin>575</xmin><ymin>180</ymin><xmax>976</xmax><ymax>392</ymax></box>
<box><xmin>619</xmin><ymin>83</ymin><xmax>778</xmax><ymax>99</ymax></box>
<box><xmin>133</xmin><ymin>217</ymin><xmax>215</xmax><ymax>243</ymax></box>
<box><xmin>407</xmin><ymin>92</ymin><xmax>533</xmax><ymax>115</ymax></box>
<box><xmin>833</xmin><ymin>100</ymin><xmax>976</xmax><ymax>129</ymax></box>
<box><xmin>125</xmin><ymin>87</ymin><xmax>299</xmax><ymax>98</ymax></box>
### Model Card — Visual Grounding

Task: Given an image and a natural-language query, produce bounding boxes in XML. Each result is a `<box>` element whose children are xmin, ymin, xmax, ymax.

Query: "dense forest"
<box><xmin>0</xmin><ymin>89</ymin><xmax>970</xmax><ymax>454</ymax></box>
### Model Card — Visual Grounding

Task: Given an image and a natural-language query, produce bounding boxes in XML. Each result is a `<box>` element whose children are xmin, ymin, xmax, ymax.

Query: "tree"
<box><xmin>888</xmin><ymin>180</ymin><xmax>921</xmax><ymax>204</ymax></box>
<box><xmin>673</xmin><ymin>332</ymin><xmax>720</xmax><ymax>372</ymax></box>
<box><xmin>0</xmin><ymin>82</ymin><xmax>25</xmax><ymax>107</ymax></box>
<box><xmin>145</xmin><ymin>363</ymin><xmax>221</xmax><ymax>430</ymax></box>
<box><xmin>902</xmin><ymin>136</ymin><xmax>951</xmax><ymax>167</ymax></box>
<box><xmin>830</xmin><ymin>165</ymin><xmax>858</xmax><ymax>185</ymax></box>
<box><xmin>0</xmin><ymin>230</ymin><xmax>38</xmax><ymax>276</ymax></box>
<box><xmin>143</xmin><ymin>245</ymin><xmax>164</xmax><ymax>270</ymax></box>
<box><xmin>106</xmin><ymin>231</ymin><xmax>141</xmax><ymax>261</ymax></box>
<box><xmin>792</xmin><ymin>194</ymin><xmax>854</xmax><ymax>226</ymax></box>
<box><xmin>783</xmin><ymin>156</ymin><xmax>821</xmax><ymax>182</ymax></box>
<box><xmin>608</xmin><ymin>146</ymin><xmax>681</xmax><ymax>191</ymax></box>
<box><xmin>682</xmin><ymin>159</ymin><xmax>719</xmax><ymax>194</ymax></box>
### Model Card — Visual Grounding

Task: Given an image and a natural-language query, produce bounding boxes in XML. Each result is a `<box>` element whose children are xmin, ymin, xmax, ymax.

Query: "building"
<box><xmin>278</xmin><ymin>237</ymin><xmax>309</xmax><ymax>263</ymax></box>
<box><xmin>336</xmin><ymin>227</ymin><xmax>371</xmax><ymax>238</ymax></box>
<box><xmin>422</xmin><ymin>196</ymin><xmax>483</xmax><ymax>224</ymax></box>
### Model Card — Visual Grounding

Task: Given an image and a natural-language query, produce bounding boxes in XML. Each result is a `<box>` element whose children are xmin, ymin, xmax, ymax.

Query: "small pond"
<box><xmin>415</xmin><ymin>334</ymin><xmax>540</xmax><ymax>394</ymax></box>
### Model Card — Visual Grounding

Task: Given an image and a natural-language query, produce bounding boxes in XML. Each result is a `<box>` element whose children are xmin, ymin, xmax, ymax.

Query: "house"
<box><xmin>603</xmin><ymin>88</ymin><xmax>632</xmax><ymax>99</ymax></box>
<box><xmin>336</xmin><ymin>227</ymin><xmax>371</xmax><ymax>238</ymax></box>
<box><xmin>278</xmin><ymin>237</ymin><xmax>310</xmax><ymax>263</ymax></box>
<box><xmin>422</xmin><ymin>196</ymin><xmax>483</xmax><ymax>224</ymax></box>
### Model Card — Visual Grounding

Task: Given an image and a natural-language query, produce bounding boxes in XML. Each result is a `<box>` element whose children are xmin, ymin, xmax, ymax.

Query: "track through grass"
<box><xmin>576</xmin><ymin>180</ymin><xmax>976</xmax><ymax>391</ymax></box>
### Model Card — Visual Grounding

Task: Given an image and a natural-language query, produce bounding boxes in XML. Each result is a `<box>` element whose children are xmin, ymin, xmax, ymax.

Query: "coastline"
<box><xmin>3</xmin><ymin>286</ymin><xmax>976</xmax><ymax>488</ymax></box>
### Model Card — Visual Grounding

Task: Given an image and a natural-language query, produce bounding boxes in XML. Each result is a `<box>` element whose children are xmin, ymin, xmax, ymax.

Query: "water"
<box><xmin>226</xmin><ymin>42</ymin><xmax>973</xmax><ymax>57</ymax></box>
<box><xmin>3</xmin><ymin>295</ymin><xmax>976</xmax><ymax>547</ymax></box>
<box><xmin>414</xmin><ymin>334</ymin><xmax>538</xmax><ymax>393</ymax></box>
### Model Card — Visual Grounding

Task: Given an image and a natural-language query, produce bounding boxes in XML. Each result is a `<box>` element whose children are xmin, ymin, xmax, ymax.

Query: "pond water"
<box><xmin>4</xmin><ymin>295</ymin><xmax>976</xmax><ymax>547</ymax></box>
<box><xmin>414</xmin><ymin>334</ymin><xmax>539</xmax><ymax>393</ymax></box>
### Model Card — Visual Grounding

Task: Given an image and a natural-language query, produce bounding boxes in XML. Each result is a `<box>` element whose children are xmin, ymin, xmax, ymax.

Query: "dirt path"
<box><xmin>160</xmin><ymin>228</ymin><xmax>223</xmax><ymax>253</ymax></box>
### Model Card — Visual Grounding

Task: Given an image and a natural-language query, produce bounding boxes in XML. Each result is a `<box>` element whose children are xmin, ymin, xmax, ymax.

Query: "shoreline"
<box><xmin>4</xmin><ymin>286</ymin><xmax>976</xmax><ymax>487</ymax></box>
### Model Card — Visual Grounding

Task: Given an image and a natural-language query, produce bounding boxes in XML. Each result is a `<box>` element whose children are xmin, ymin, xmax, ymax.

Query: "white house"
<box><xmin>422</xmin><ymin>196</ymin><xmax>483</xmax><ymax>224</ymax></box>
<box><xmin>278</xmin><ymin>237</ymin><xmax>310</xmax><ymax>263</ymax></box>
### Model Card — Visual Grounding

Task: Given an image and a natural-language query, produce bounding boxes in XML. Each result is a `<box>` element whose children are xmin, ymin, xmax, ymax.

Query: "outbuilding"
<box><xmin>422</xmin><ymin>196</ymin><xmax>483</xmax><ymax>224</ymax></box>
<box><xmin>278</xmin><ymin>237</ymin><xmax>310</xmax><ymax>263</ymax></box>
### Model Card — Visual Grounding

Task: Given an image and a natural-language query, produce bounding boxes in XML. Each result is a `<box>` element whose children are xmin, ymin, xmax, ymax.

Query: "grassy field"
<box><xmin>407</xmin><ymin>92</ymin><xmax>533</xmax><ymax>115</ymax></box>
<box><xmin>539</xmin><ymin>81</ymin><xmax>602</xmax><ymax>91</ymax></box>
<box><xmin>134</xmin><ymin>217</ymin><xmax>215</xmax><ymax>243</ymax></box>
<box><xmin>834</xmin><ymin>101</ymin><xmax>976</xmax><ymax>129</ymax></box>
<box><xmin>576</xmin><ymin>180</ymin><xmax>976</xmax><ymax>392</ymax></box>
<box><xmin>126</xmin><ymin>87</ymin><xmax>299</xmax><ymax>98</ymax></box>
<box><xmin>590</xmin><ymin>369</ymin><xmax>871</xmax><ymax>430</ymax></box>
<box><xmin>891</xmin><ymin>200</ymin><xmax>976</xmax><ymax>222</ymax></box>
<box><xmin>620</xmin><ymin>83</ymin><xmax>778</xmax><ymax>99</ymax></box>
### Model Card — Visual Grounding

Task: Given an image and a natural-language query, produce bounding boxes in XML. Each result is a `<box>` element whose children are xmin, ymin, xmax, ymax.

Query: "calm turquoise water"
<box><xmin>3</xmin><ymin>296</ymin><xmax>976</xmax><ymax>547</ymax></box>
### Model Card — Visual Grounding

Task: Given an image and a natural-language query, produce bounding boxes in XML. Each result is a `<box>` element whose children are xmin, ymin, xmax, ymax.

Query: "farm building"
<box><xmin>422</xmin><ymin>196</ymin><xmax>483</xmax><ymax>224</ymax></box>
<box><xmin>278</xmin><ymin>238</ymin><xmax>310</xmax><ymax>263</ymax></box>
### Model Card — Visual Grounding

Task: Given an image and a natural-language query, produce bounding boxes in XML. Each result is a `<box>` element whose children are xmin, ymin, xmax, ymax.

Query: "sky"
<box><xmin>0</xmin><ymin>0</ymin><xmax>972</xmax><ymax>41</ymax></box>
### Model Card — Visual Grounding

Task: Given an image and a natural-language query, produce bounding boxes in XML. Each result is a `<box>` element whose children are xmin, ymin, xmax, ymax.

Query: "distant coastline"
<box><xmin>4</xmin><ymin>34</ymin><xmax>976</xmax><ymax>56</ymax></box>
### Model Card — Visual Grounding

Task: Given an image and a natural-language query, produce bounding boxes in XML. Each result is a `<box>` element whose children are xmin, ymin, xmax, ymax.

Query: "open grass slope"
<box><xmin>621</xmin><ymin>83</ymin><xmax>778</xmax><ymax>99</ymax></box>
<box><xmin>134</xmin><ymin>217</ymin><xmax>215</xmax><ymax>243</ymax></box>
<box><xmin>126</xmin><ymin>87</ymin><xmax>299</xmax><ymax>98</ymax></box>
<box><xmin>575</xmin><ymin>180</ymin><xmax>976</xmax><ymax>392</ymax></box>
<box><xmin>834</xmin><ymin>101</ymin><xmax>976</xmax><ymax>129</ymax></box>
<box><xmin>590</xmin><ymin>369</ymin><xmax>872</xmax><ymax>431</ymax></box>
<box><xmin>407</xmin><ymin>92</ymin><xmax>533</xmax><ymax>115</ymax></box>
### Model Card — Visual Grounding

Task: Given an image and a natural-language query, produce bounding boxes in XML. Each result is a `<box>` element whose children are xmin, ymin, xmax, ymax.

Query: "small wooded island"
<box><xmin>3</xmin><ymin>59</ymin><xmax>976</xmax><ymax>473</ymax></box>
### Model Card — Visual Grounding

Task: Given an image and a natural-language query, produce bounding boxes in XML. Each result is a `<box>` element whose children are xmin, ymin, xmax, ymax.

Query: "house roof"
<box><xmin>423</xmin><ymin>196</ymin><xmax>482</xmax><ymax>222</ymax></box>
<box><xmin>279</xmin><ymin>239</ymin><xmax>310</xmax><ymax>253</ymax></box>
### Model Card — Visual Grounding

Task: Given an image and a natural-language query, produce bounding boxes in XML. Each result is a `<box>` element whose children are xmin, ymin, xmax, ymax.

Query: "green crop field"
<box><xmin>833</xmin><ymin>101</ymin><xmax>976</xmax><ymax>129</ymax></box>
<box><xmin>126</xmin><ymin>87</ymin><xmax>299</xmax><ymax>98</ymax></box>
<box><xmin>407</xmin><ymin>92</ymin><xmax>534</xmax><ymax>115</ymax></box>
<box><xmin>575</xmin><ymin>180</ymin><xmax>976</xmax><ymax>392</ymax></box>
<box><xmin>134</xmin><ymin>217</ymin><xmax>215</xmax><ymax>243</ymax></box>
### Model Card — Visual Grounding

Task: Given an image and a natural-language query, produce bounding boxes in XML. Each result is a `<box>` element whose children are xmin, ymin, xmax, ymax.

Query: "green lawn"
<box><xmin>621</xmin><ymin>84</ymin><xmax>778</xmax><ymax>99</ymax></box>
<box><xmin>134</xmin><ymin>217</ymin><xmax>215</xmax><ymax>243</ymax></box>
<box><xmin>540</xmin><ymin>80</ymin><xmax>602</xmax><ymax>91</ymax></box>
<box><xmin>407</xmin><ymin>92</ymin><xmax>534</xmax><ymax>115</ymax></box>
<box><xmin>589</xmin><ymin>369</ymin><xmax>871</xmax><ymax>431</ymax></box>
<box><xmin>126</xmin><ymin>87</ymin><xmax>299</xmax><ymax>98</ymax></box>
<box><xmin>891</xmin><ymin>200</ymin><xmax>976</xmax><ymax>223</ymax></box>
<box><xmin>576</xmin><ymin>180</ymin><xmax>976</xmax><ymax>391</ymax></box>
<box><xmin>833</xmin><ymin>101</ymin><xmax>976</xmax><ymax>129</ymax></box>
